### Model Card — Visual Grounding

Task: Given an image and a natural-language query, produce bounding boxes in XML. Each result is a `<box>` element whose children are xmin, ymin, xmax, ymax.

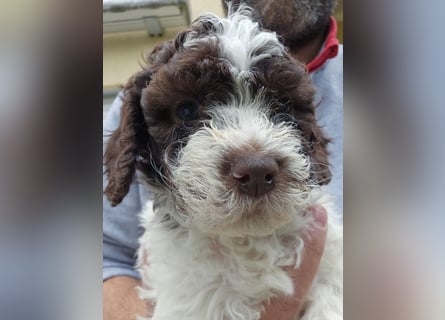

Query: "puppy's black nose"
<box><xmin>232</xmin><ymin>155</ymin><xmax>279</xmax><ymax>197</ymax></box>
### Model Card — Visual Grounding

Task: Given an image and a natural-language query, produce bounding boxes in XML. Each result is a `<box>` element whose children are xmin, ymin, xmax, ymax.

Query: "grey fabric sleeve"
<box><xmin>103</xmin><ymin>94</ymin><xmax>146</xmax><ymax>280</ymax></box>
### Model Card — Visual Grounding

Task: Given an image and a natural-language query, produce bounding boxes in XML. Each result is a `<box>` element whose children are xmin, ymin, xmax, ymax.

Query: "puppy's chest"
<box><xmin>139</xmin><ymin>207</ymin><xmax>302</xmax><ymax>293</ymax></box>
<box><xmin>203</xmin><ymin>234</ymin><xmax>297</xmax><ymax>275</ymax></box>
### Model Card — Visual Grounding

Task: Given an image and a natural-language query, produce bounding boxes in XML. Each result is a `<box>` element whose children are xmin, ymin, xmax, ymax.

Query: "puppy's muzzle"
<box><xmin>231</xmin><ymin>153</ymin><xmax>279</xmax><ymax>197</ymax></box>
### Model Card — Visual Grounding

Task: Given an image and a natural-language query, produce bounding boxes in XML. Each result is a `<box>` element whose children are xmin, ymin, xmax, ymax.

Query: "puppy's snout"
<box><xmin>231</xmin><ymin>155</ymin><xmax>279</xmax><ymax>197</ymax></box>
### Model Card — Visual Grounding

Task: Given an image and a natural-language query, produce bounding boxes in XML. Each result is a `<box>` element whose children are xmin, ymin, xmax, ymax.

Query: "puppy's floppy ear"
<box><xmin>104</xmin><ymin>41</ymin><xmax>178</xmax><ymax>206</ymax></box>
<box><xmin>103</xmin><ymin>71</ymin><xmax>152</xmax><ymax>207</ymax></box>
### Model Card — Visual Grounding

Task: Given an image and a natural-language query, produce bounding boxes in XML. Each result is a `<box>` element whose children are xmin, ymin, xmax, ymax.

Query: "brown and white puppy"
<box><xmin>104</xmin><ymin>7</ymin><xmax>342</xmax><ymax>320</ymax></box>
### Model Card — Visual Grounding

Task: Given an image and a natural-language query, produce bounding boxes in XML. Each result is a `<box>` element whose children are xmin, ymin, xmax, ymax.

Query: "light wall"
<box><xmin>103</xmin><ymin>0</ymin><xmax>224</xmax><ymax>90</ymax></box>
<box><xmin>103</xmin><ymin>0</ymin><xmax>343</xmax><ymax>90</ymax></box>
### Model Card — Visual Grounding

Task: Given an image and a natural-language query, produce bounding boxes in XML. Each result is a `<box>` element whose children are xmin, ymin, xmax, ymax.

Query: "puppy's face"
<box><xmin>104</xmin><ymin>10</ymin><xmax>331</xmax><ymax>236</ymax></box>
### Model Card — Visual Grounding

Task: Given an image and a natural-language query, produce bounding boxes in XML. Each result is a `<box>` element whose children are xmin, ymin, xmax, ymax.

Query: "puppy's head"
<box><xmin>104</xmin><ymin>8</ymin><xmax>331</xmax><ymax>236</ymax></box>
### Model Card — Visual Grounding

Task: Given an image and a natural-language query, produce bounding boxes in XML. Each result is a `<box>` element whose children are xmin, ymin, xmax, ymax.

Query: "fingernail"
<box><xmin>311</xmin><ymin>205</ymin><xmax>327</xmax><ymax>227</ymax></box>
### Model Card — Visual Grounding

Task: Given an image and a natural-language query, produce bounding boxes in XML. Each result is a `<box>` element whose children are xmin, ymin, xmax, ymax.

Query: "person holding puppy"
<box><xmin>103</xmin><ymin>1</ymin><xmax>342</xmax><ymax>319</ymax></box>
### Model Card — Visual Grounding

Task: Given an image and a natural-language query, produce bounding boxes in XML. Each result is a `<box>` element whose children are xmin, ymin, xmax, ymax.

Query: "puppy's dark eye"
<box><xmin>176</xmin><ymin>100</ymin><xmax>200</xmax><ymax>121</ymax></box>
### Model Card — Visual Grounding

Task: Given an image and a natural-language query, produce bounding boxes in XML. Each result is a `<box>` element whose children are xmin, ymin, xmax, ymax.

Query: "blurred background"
<box><xmin>103</xmin><ymin>0</ymin><xmax>343</xmax><ymax>116</ymax></box>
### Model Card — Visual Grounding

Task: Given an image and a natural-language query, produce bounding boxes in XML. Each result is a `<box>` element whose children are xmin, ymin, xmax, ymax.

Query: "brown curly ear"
<box><xmin>104</xmin><ymin>71</ymin><xmax>152</xmax><ymax>207</ymax></box>
<box><xmin>104</xmin><ymin>41</ymin><xmax>178</xmax><ymax>206</ymax></box>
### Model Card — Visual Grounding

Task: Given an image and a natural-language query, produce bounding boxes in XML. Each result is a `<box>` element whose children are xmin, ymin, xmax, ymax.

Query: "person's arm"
<box><xmin>103</xmin><ymin>206</ymin><xmax>327</xmax><ymax>320</ymax></box>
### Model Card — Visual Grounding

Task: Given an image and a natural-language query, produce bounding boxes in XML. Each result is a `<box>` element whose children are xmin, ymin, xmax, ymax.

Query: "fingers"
<box><xmin>284</xmin><ymin>205</ymin><xmax>328</xmax><ymax>306</ymax></box>
<box><xmin>261</xmin><ymin>206</ymin><xmax>328</xmax><ymax>319</ymax></box>
<box><xmin>103</xmin><ymin>276</ymin><xmax>151</xmax><ymax>320</ymax></box>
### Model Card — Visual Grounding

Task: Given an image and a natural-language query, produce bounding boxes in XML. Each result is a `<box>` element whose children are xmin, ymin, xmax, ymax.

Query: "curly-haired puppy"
<box><xmin>104</xmin><ymin>7</ymin><xmax>342</xmax><ymax>320</ymax></box>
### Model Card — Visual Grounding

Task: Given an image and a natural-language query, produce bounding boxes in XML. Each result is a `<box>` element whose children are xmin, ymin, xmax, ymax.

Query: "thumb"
<box><xmin>284</xmin><ymin>205</ymin><xmax>328</xmax><ymax>308</ymax></box>
<box><xmin>260</xmin><ymin>206</ymin><xmax>328</xmax><ymax>319</ymax></box>
<box><xmin>302</xmin><ymin>205</ymin><xmax>328</xmax><ymax>260</ymax></box>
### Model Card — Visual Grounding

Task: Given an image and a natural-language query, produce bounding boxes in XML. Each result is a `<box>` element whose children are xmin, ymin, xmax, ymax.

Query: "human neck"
<box><xmin>289</xmin><ymin>30</ymin><xmax>327</xmax><ymax>64</ymax></box>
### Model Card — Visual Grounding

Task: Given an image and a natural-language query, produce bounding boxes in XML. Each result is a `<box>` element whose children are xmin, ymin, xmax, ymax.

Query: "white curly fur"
<box><xmin>183</xmin><ymin>6</ymin><xmax>284</xmax><ymax>76</ymax></box>
<box><xmin>136</xmin><ymin>101</ymin><xmax>343</xmax><ymax>320</ymax></box>
<box><xmin>168</xmin><ymin>102</ymin><xmax>311</xmax><ymax>237</ymax></box>
<box><xmin>137</xmin><ymin>190</ymin><xmax>342</xmax><ymax>320</ymax></box>
<box><xmin>134</xmin><ymin>8</ymin><xmax>342</xmax><ymax>320</ymax></box>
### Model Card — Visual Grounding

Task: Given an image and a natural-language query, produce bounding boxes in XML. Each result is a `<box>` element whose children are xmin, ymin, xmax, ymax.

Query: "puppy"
<box><xmin>104</xmin><ymin>7</ymin><xmax>342</xmax><ymax>320</ymax></box>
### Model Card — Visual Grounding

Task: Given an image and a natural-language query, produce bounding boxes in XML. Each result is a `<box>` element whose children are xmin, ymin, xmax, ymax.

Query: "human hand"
<box><xmin>261</xmin><ymin>206</ymin><xmax>328</xmax><ymax>320</ymax></box>
<box><xmin>103</xmin><ymin>276</ymin><xmax>152</xmax><ymax>320</ymax></box>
